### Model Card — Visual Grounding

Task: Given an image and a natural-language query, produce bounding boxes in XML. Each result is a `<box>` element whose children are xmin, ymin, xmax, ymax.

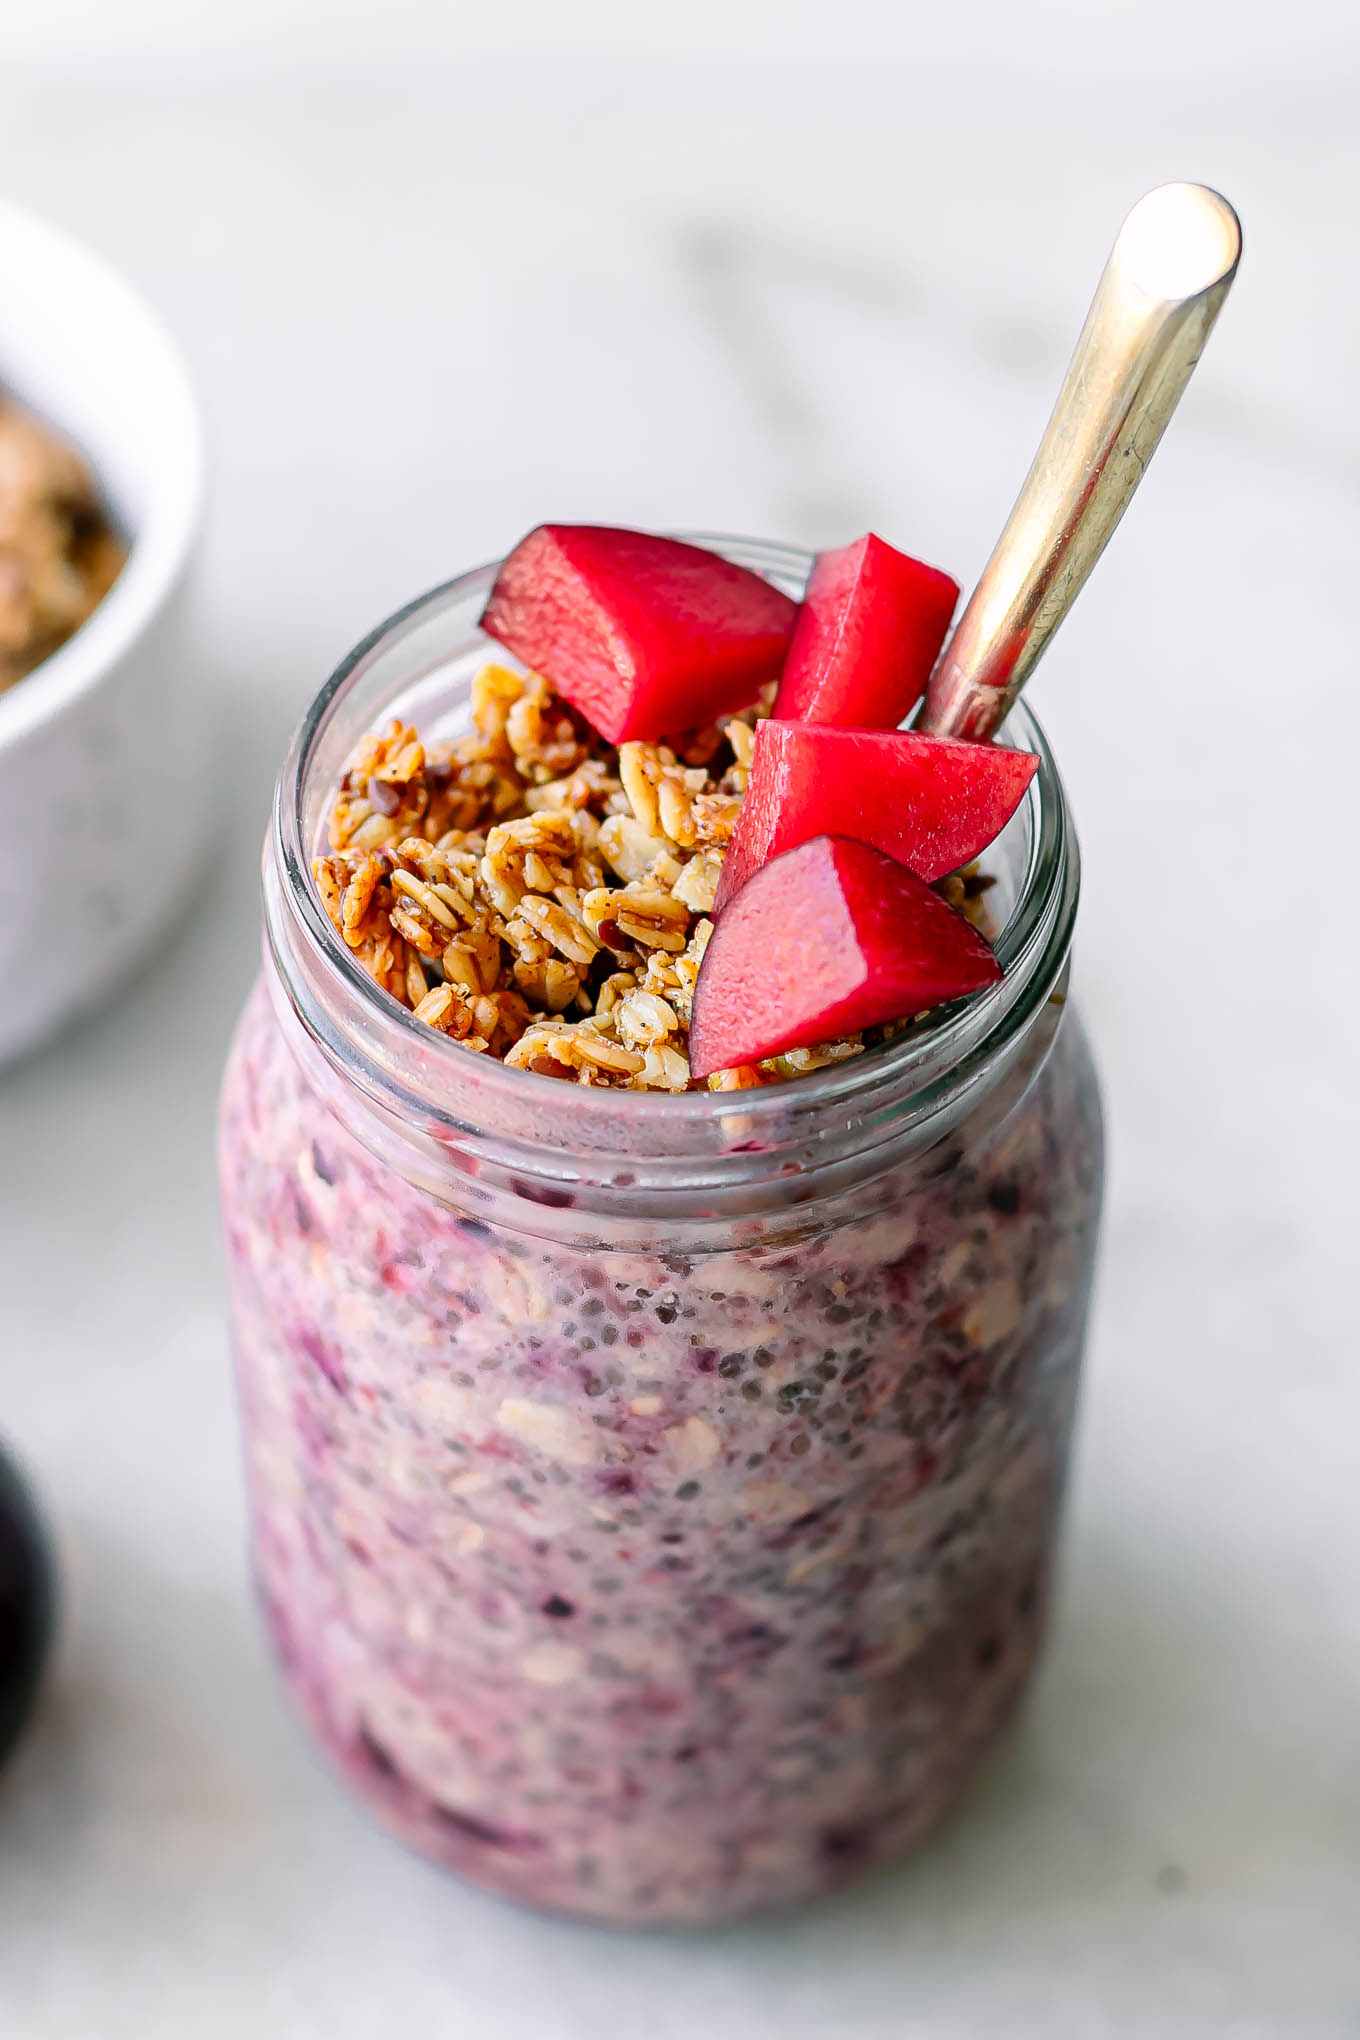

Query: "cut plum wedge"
<box><xmin>689</xmin><ymin>835</ymin><xmax>1001</xmax><ymax>1080</ymax></box>
<box><xmin>713</xmin><ymin>720</ymin><xmax>1038</xmax><ymax>914</ymax></box>
<box><xmin>480</xmin><ymin>525</ymin><xmax>798</xmax><ymax>745</ymax></box>
<box><xmin>773</xmin><ymin>533</ymin><xmax>959</xmax><ymax>729</ymax></box>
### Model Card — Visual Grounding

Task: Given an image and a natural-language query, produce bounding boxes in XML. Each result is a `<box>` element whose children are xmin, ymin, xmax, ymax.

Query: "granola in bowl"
<box><xmin>0</xmin><ymin>394</ymin><xmax>125</xmax><ymax>696</ymax></box>
<box><xmin>313</xmin><ymin>663</ymin><xmax>995</xmax><ymax>1092</ymax></box>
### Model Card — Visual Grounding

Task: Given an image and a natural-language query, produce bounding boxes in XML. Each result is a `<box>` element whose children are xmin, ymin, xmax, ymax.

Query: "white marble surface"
<box><xmin>1</xmin><ymin>29</ymin><xmax>1358</xmax><ymax>2039</ymax></box>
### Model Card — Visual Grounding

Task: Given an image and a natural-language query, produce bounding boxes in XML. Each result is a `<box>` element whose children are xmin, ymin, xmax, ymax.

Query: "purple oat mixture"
<box><xmin>220</xmin><ymin>970</ymin><xmax>1102</xmax><ymax>1923</ymax></box>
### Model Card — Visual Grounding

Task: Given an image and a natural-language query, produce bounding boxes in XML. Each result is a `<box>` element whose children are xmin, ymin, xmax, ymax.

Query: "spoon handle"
<box><xmin>919</xmin><ymin>182</ymin><xmax>1241</xmax><ymax>742</ymax></box>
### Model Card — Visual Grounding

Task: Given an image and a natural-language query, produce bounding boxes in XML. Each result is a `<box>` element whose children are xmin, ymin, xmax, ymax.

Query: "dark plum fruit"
<box><xmin>713</xmin><ymin>719</ymin><xmax>1037</xmax><ymax>913</ymax></box>
<box><xmin>0</xmin><ymin>1445</ymin><xmax>54</xmax><ymax>1771</ymax></box>
<box><xmin>690</xmin><ymin>835</ymin><xmax>1001</xmax><ymax>1077</ymax></box>
<box><xmin>772</xmin><ymin>531</ymin><xmax>958</xmax><ymax>730</ymax></box>
<box><xmin>481</xmin><ymin>525</ymin><xmax>797</xmax><ymax>744</ymax></box>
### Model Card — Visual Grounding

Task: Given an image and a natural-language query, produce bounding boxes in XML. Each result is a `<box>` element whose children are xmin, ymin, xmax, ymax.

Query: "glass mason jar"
<box><xmin>219</xmin><ymin>537</ymin><xmax>1104</xmax><ymax>1927</ymax></box>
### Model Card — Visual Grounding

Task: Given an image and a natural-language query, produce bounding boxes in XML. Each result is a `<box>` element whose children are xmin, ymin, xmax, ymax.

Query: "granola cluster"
<box><xmin>0</xmin><ymin>396</ymin><xmax>126</xmax><ymax>696</ymax></box>
<box><xmin>315</xmin><ymin>662</ymin><xmax>992</xmax><ymax>1092</ymax></box>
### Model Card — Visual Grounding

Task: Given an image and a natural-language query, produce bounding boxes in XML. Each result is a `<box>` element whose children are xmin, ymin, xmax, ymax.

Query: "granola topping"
<box><xmin>314</xmin><ymin>663</ymin><xmax>993</xmax><ymax>1091</ymax></box>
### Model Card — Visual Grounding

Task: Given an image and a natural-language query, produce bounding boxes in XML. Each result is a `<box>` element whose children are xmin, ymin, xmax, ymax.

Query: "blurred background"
<box><xmin>1</xmin><ymin>3</ymin><xmax>1357</xmax><ymax>2035</ymax></box>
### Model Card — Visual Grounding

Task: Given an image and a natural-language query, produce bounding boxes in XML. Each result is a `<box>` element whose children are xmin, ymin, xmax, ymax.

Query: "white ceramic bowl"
<box><xmin>0</xmin><ymin>203</ymin><xmax>206</xmax><ymax>1067</ymax></box>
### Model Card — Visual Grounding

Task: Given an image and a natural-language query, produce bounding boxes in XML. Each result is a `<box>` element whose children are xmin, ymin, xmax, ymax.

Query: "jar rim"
<box><xmin>266</xmin><ymin>535</ymin><xmax>1080</xmax><ymax>1197</ymax></box>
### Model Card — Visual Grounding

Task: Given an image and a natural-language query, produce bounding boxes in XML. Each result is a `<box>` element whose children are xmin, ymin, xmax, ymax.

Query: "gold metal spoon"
<box><xmin>919</xmin><ymin>181</ymin><xmax>1241</xmax><ymax>742</ymax></box>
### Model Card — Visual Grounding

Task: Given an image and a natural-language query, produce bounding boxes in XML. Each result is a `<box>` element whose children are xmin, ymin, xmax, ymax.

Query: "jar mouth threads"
<box><xmin>265</xmin><ymin>538</ymin><xmax>1079</xmax><ymax>1223</ymax></box>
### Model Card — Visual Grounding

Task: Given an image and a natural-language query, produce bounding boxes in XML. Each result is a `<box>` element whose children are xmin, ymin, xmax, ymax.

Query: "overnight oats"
<box><xmin>219</xmin><ymin>530</ymin><xmax>1104</xmax><ymax>1925</ymax></box>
